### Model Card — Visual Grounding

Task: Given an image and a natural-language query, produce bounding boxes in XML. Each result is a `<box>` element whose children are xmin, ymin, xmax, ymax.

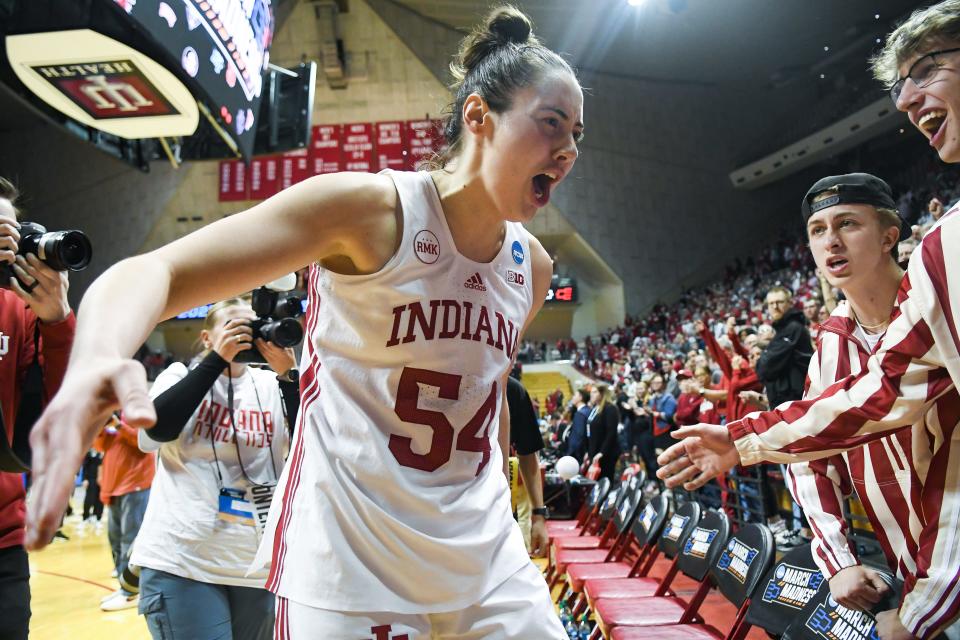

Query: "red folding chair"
<box><xmin>593</xmin><ymin>517</ymin><xmax>776</xmax><ymax>640</ymax></box>
<box><xmin>550</xmin><ymin>480</ymin><xmax>645</xmax><ymax>597</ymax></box>
<box><xmin>547</xmin><ymin>476</ymin><xmax>612</xmax><ymax>538</ymax></box>
<box><xmin>590</xmin><ymin>509</ymin><xmax>731</xmax><ymax>638</ymax></box>
<box><xmin>564</xmin><ymin>493</ymin><xmax>672</xmax><ymax>618</ymax></box>
<box><xmin>582</xmin><ymin>500</ymin><xmax>704</xmax><ymax>612</ymax></box>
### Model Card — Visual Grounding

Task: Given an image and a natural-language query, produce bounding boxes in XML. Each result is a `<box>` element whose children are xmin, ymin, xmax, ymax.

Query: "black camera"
<box><xmin>234</xmin><ymin>286</ymin><xmax>305</xmax><ymax>363</ymax></box>
<box><xmin>0</xmin><ymin>221</ymin><xmax>92</xmax><ymax>289</ymax></box>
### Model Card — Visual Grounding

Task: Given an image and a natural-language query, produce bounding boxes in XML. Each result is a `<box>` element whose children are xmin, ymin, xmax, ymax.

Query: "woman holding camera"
<box><xmin>130</xmin><ymin>298</ymin><xmax>298</xmax><ymax>640</ymax></box>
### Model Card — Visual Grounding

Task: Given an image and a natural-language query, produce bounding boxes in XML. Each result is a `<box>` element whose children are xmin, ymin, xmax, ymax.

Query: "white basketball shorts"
<box><xmin>273</xmin><ymin>561</ymin><xmax>565</xmax><ymax>639</ymax></box>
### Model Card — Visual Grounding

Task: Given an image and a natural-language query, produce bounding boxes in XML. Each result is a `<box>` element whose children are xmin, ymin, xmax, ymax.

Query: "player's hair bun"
<box><xmin>453</xmin><ymin>5</ymin><xmax>537</xmax><ymax>82</ymax></box>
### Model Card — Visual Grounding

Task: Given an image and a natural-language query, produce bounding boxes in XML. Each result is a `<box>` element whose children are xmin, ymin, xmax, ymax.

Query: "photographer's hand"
<box><xmin>0</xmin><ymin>210</ymin><xmax>19</xmax><ymax>264</ymax></box>
<box><xmin>257</xmin><ymin>339</ymin><xmax>297</xmax><ymax>375</ymax></box>
<box><xmin>210</xmin><ymin>317</ymin><xmax>254</xmax><ymax>362</ymax></box>
<box><xmin>10</xmin><ymin>254</ymin><xmax>70</xmax><ymax>323</ymax></box>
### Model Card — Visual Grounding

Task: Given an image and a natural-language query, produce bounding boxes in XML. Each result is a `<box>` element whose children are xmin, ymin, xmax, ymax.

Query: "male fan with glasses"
<box><xmin>657</xmin><ymin>4</ymin><xmax>960</xmax><ymax>639</ymax></box>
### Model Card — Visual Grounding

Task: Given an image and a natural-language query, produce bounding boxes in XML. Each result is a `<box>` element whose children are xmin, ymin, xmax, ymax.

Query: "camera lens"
<box><xmin>275</xmin><ymin>295</ymin><xmax>305</xmax><ymax>319</ymax></box>
<box><xmin>39</xmin><ymin>230</ymin><xmax>92</xmax><ymax>271</ymax></box>
<box><xmin>260</xmin><ymin>318</ymin><xmax>303</xmax><ymax>348</ymax></box>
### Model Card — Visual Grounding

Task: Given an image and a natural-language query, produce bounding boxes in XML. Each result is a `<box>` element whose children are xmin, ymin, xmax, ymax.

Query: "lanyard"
<box><xmin>209</xmin><ymin>369</ymin><xmax>279</xmax><ymax>490</ymax></box>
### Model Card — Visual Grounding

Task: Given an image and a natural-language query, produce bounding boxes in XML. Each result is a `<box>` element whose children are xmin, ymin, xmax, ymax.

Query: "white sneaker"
<box><xmin>100</xmin><ymin>590</ymin><xmax>138</xmax><ymax>611</ymax></box>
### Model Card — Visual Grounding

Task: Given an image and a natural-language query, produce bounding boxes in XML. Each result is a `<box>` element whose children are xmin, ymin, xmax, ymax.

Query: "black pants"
<box><xmin>0</xmin><ymin>545</ymin><xmax>30</xmax><ymax>640</ymax></box>
<box><xmin>636</xmin><ymin>429</ymin><xmax>659</xmax><ymax>481</ymax></box>
<box><xmin>83</xmin><ymin>481</ymin><xmax>104</xmax><ymax>521</ymax></box>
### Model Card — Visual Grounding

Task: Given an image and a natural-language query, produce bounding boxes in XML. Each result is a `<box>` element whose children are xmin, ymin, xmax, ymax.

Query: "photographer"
<box><xmin>0</xmin><ymin>176</ymin><xmax>75</xmax><ymax>639</ymax></box>
<box><xmin>130</xmin><ymin>298</ymin><xmax>297</xmax><ymax>640</ymax></box>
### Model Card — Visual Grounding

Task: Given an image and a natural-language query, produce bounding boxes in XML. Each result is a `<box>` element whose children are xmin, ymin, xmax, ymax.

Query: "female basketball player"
<box><xmin>25</xmin><ymin>6</ymin><xmax>581</xmax><ymax>638</ymax></box>
<box><xmin>132</xmin><ymin>299</ymin><xmax>296</xmax><ymax>639</ymax></box>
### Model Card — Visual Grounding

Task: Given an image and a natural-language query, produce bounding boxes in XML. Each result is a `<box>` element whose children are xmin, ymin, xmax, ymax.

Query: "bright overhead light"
<box><xmin>628</xmin><ymin>0</ymin><xmax>646</xmax><ymax>5</ymax></box>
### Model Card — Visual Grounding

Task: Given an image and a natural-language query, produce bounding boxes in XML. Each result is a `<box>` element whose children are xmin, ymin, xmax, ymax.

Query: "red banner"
<box><xmin>311</xmin><ymin>124</ymin><xmax>341</xmax><ymax>175</ymax></box>
<box><xmin>342</xmin><ymin>122</ymin><xmax>374</xmax><ymax>172</ymax></box>
<box><xmin>406</xmin><ymin>119</ymin><xmax>444</xmax><ymax>170</ymax></box>
<box><xmin>280</xmin><ymin>149</ymin><xmax>311</xmax><ymax>190</ymax></box>
<box><xmin>248</xmin><ymin>156</ymin><xmax>280</xmax><ymax>200</ymax></box>
<box><xmin>376</xmin><ymin>121</ymin><xmax>406</xmax><ymax>171</ymax></box>
<box><xmin>218</xmin><ymin>160</ymin><xmax>248</xmax><ymax>201</ymax></box>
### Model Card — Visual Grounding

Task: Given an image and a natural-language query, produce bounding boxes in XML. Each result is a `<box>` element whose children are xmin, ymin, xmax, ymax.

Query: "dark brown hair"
<box><xmin>0</xmin><ymin>176</ymin><xmax>20</xmax><ymax>218</ymax></box>
<box><xmin>429</xmin><ymin>5</ymin><xmax>576</xmax><ymax>169</ymax></box>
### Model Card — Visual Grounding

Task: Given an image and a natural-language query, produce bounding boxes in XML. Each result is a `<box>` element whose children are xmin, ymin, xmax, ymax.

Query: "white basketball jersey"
<box><xmin>256</xmin><ymin>170</ymin><xmax>537</xmax><ymax>613</ymax></box>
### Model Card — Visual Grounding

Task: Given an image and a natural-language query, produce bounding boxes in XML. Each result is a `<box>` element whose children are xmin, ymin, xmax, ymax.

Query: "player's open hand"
<box><xmin>655</xmin><ymin>424</ymin><xmax>740</xmax><ymax>490</ymax></box>
<box><xmin>25</xmin><ymin>357</ymin><xmax>155</xmax><ymax>550</ymax></box>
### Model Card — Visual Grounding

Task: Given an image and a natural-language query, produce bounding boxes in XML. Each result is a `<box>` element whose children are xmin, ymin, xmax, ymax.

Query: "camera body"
<box><xmin>234</xmin><ymin>286</ymin><xmax>305</xmax><ymax>363</ymax></box>
<box><xmin>0</xmin><ymin>221</ymin><xmax>92</xmax><ymax>289</ymax></box>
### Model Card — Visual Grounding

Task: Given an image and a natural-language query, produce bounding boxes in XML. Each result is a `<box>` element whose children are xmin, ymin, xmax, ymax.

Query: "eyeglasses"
<box><xmin>890</xmin><ymin>47</ymin><xmax>960</xmax><ymax>103</ymax></box>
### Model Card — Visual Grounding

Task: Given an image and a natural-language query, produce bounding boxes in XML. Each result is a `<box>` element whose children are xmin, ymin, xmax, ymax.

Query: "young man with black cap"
<box><xmin>784</xmin><ymin>173</ymin><xmax>935</xmax><ymax>619</ymax></box>
<box><xmin>657</xmin><ymin>4</ymin><xmax>960</xmax><ymax>633</ymax></box>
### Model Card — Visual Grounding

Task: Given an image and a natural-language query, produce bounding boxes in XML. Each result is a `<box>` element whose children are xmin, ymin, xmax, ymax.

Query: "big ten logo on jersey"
<box><xmin>370</xmin><ymin>625</ymin><xmax>409</xmax><ymax>640</ymax></box>
<box><xmin>193</xmin><ymin>399</ymin><xmax>274</xmax><ymax>447</ymax></box>
<box><xmin>414</xmin><ymin>229</ymin><xmax>440</xmax><ymax>264</ymax></box>
<box><xmin>762</xmin><ymin>562</ymin><xmax>823</xmax><ymax>610</ymax></box>
<box><xmin>506</xmin><ymin>269</ymin><xmax>525</xmax><ymax>286</ymax></box>
<box><xmin>0</xmin><ymin>331</ymin><xmax>9</xmax><ymax>360</ymax></box>
<box><xmin>805</xmin><ymin>593</ymin><xmax>880</xmax><ymax>640</ymax></box>
<box><xmin>716</xmin><ymin>538</ymin><xmax>759</xmax><ymax>584</ymax></box>
<box><xmin>682</xmin><ymin>527</ymin><xmax>718</xmax><ymax>558</ymax></box>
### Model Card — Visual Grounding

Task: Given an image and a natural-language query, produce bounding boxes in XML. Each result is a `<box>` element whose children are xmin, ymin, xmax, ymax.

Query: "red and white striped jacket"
<box><xmin>727</xmin><ymin>206</ymin><xmax>960</xmax><ymax>640</ymax></box>
<box><xmin>785</xmin><ymin>299</ymin><xmax>960</xmax><ymax>636</ymax></box>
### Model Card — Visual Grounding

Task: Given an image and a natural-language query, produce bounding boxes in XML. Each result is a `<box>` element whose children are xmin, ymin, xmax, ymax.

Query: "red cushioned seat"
<box><xmin>547</xmin><ymin>520</ymin><xmax>580</xmax><ymax>533</ymax></box>
<box><xmin>594</xmin><ymin>596</ymin><xmax>687</xmax><ymax>629</ymax></box>
<box><xmin>584</xmin><ymin>576</ymin><xmax>661</xmax><ymax>602</ymax></box>
<box><xmin>554</xmin><ymin>547</ymin><xmax>612</xmax><ymax>574</ymax></box>
<box><xmin>612</xmin><ymin>624</ymin><xmax>722</xmax><ymax>639</ymax></box>
<box><xmin>566</xmin><ymin>562</ymin><xmax>635</xmax><ymax>591</ymax></box>
<box><xmin>553</xmin><ymin>534</ymin><xmax>605</xmax><ymax>551</ymax></box>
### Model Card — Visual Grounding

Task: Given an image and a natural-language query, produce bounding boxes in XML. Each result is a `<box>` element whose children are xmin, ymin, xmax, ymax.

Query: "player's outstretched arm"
<box><xmin>25</xmin><ymin>172</ymin><xmax>398</xmax><ymax>550</ymax></box>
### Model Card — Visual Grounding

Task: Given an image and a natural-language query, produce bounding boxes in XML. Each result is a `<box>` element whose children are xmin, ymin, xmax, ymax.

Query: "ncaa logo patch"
<box><xmin>511</xmin><ymin>240</ymin><xmax>524</xmax><ymax>264</ymax></box>
<box><xmin>414</xmin><ymin>230</ymin><xmax>440</xmax><ymax>264</ymax></box>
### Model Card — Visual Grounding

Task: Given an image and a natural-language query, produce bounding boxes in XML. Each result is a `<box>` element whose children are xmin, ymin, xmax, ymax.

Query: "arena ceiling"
<box><xmin>391</xmin><ymin>0</ymin><xmax>923</xmax><ymax>88</ymax></box>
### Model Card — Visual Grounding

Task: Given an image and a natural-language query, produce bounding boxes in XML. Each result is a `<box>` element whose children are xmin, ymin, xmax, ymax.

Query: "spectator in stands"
<box><xmin>0</xmin><ymin>176</ymin><xmax>75</xmax><ymax>640</ymax></box>
<box><xmin>94</xmin><ymin>412</ymin><xmax>155</xmax><ymax>611</ymax></box>
<box><xmin>646</xmin><ymin>374</ymin><xmax>677</xmax><ymax>452</ymax></box>
<box><xmin>565</xmin><ymin>388</ymin><xmax>590</xmax><ymax>462</ymax></box>
<box><xmin>756</xmin><ymin>285</ymin><xmax>814</xmax><ymax>409</ymax></box>
<box><xmin>803</xmin><ymin>297</ymin><xmax>822</xmax><ymax>342</ymax></box>
<box><xmin>586</xmin><ymin>384</ymin><xmax>620</xmax><ymax>481</ymax></box>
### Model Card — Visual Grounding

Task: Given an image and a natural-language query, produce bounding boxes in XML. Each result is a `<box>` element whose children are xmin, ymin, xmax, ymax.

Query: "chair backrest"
<box><xmin>585</xmin><ymin>477</ymin><xmax>612</xmax><ymax>509</ymax></box>
<box><xmin>598</xmin><ymin>486</ymin><xmax>621</xmax><ymax>521</ymax></box>
<box><xmin>677</xmin><ymin>509</ymin><xmax>730</xmax><ymax>582</ymax></box>
<box><xmin>783</xmin><ymin>570</ymin><xmax>901</xmax><ymax>640</ymax></box>
<box><xmin>631</xmin><ymin>493</ymin><xmax>669</xmax><ymax>547</ymax></box>
<box><xmin>744</xmin><ymin>544</ymin><xmax>825</xmax><ymax>636</ymax></box>
<box><xmin>710</xmin><ymin>523</ymin><xmax>775</xmax><ymax>609</ymax></box>
<box><xmin>658</xmin><ymin>500</ymin><xmax>702</xmax><ymax>558</ymax></box>
<box><xmin>612</xmin><ymin>484</ymin><xmax>645</xmax><ymax>534</ymax></box>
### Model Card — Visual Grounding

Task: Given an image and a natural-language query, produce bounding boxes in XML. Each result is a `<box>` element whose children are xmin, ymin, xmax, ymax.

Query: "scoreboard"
<box><xmin>111</xmin><ymin>0</ymin><xmax>274</xmax><ymax>158</ymax></box>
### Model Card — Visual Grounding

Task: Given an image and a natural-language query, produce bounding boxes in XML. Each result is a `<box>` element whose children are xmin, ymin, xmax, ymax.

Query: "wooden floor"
<box><xmin>29</xmin><ymin>513</ymin><xmax>149</xmax><ymax>640</ymax></box>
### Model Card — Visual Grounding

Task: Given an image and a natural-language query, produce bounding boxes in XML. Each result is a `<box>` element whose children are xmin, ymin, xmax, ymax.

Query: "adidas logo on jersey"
<box><xmin>464</xmin><ymin>272</ymin><xmax>487</xmax><ymax>291</ymax></box>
